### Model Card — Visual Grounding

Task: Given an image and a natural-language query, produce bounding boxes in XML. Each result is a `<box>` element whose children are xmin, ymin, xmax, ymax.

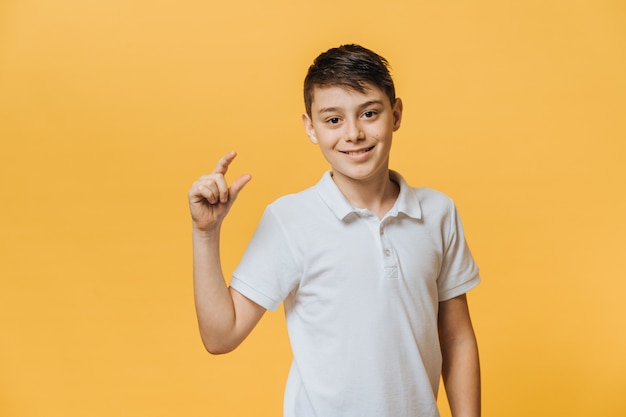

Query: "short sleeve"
<box><xmin>230</xmin><ymin>206</ymin><xmax>301</xmax><ymax>311</ymax></box>
<box><xmin>437</xmin><ymin>200</ymin><xmax>480</xmax><ymax>301</ymax></box>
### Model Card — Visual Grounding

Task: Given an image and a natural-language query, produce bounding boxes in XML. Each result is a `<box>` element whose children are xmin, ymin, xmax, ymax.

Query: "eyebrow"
<box><xmin>317</xmin><ymin>100</ymin><xmax>385</xmax><ymax>115</ymax></box>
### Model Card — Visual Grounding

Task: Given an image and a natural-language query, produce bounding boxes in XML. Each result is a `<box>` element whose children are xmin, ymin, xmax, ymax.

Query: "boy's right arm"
<box><xmin>188</xmin><ymin>151</ymin><xmax>266</xmax><ymax>354</ymax></box>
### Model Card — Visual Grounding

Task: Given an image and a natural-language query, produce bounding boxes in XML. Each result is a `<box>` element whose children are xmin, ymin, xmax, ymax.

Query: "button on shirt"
<box><xmin>231</xmin><ymin>170</ymin><xmax>480</xmax><ymax>417</ymax></box>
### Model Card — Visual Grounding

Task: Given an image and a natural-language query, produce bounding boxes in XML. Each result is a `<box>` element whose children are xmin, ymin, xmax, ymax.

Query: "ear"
<box><xmin>302</xmin><ymin>112</ymin><xmax>319</xmax><ymax>144</ymax></box>
<box><xmin>392</xmin><ymin>98</ymin><xmax>403</xmax><ymax>131</ymax></box>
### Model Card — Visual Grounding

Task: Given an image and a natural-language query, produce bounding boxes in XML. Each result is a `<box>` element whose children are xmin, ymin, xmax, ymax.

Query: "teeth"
<box><xmin>344</xmin><ymin>147</ymin><xmax>373</xmax><ymax>155</ymax></box>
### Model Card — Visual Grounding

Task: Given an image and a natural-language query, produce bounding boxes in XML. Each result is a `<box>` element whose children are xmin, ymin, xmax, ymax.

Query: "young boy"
<box><xmin>188</xmin><ymin>44</ymin><xmax>481</xmax><ymax>417</ymax></box>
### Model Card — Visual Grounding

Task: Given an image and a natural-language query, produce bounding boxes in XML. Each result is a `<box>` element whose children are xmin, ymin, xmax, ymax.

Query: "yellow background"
<box><xmin>1</xmin><ymin>0</ymin><xmax>625</xmax><ymax>416</ymax></box>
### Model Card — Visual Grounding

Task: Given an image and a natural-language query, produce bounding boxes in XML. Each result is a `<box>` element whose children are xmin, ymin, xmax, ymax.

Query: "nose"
<box><xmin>345</xmin><ymin>118</ymin><xmax>365</xmax><ymax>142</ymax></box>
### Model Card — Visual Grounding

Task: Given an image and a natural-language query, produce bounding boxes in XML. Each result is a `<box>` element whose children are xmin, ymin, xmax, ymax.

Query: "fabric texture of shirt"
<box><xmin>230</xmin><ymin>170</ymin><xmax>480</xmax><ymax>417</ymax></box>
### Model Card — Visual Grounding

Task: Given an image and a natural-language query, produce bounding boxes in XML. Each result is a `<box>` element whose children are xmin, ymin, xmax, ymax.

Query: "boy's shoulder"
<box><xmin>270</xmin><ymin>181</ymin><xmax>320</xmax><ymax>207</ymax></box>
<box><xmin>264</xmin><ymin>179</ymin><xmax>321</xmax><ymax>217</ymax></box>
<box><xmin>412</xmin><ymin>185</ymin><xmax>455</xmax><ymax>207</ymax></box>
<box><xmin>265</xmin><ymin>171</ymin><xmax>353</xmax><ymax>222</ymax></box>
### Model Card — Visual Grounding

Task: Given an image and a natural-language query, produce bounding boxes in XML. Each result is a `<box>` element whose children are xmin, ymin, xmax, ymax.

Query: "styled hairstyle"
<box><xmin>303</xmin><ymin>44</ymin><xmax>396</xmax><ymax>117</ymax></box>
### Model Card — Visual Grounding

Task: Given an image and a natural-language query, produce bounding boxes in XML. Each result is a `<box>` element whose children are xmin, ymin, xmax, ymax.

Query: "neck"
<box><xmin>331</xmin><ymin>170</ymin><xmax>399</xmax><ymax>219</ymax></box>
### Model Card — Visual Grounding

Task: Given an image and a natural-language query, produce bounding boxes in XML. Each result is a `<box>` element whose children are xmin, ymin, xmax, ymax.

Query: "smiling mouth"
<box><xmin>341</xmin><ymin>146</ymin><xmax>375</xmax><ymax>156</ymax></box>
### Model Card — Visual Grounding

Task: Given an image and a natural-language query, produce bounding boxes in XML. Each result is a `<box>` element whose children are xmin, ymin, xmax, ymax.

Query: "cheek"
<box><xmin>371</xmin><ymin>131</ymin><xmax>383</xmax><ymax>141</ymax></box>
<box><xmin>367</xmin><ymin>124</ymin><xmax>386</xmax><ymax>140</ymax></box>
<box><xmin>318</xmin><ymin>135</ymin><xmax>338</xmax><ymax>148</ymax></box>
<box><xmin>374</xmin><ymin>125</ymin><xmax>393</xmax><ymax>141</ymax></box>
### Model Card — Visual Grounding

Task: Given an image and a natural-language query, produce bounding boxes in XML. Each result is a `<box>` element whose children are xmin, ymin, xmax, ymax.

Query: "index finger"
<box><xmin>212</xmin><ymin>151</ymin><xmax>238</xmax><ymax>175</ymax></box>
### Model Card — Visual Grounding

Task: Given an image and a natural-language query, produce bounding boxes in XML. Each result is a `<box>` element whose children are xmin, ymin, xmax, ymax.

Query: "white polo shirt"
<box><xmin>231</xmin><ymin>170</ymin><xmax>480</xmax><ymax>417</ymax></box>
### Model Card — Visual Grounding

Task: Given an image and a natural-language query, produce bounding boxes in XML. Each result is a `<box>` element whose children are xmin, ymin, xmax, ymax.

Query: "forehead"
<box><xmin>309</xmin><ymin>83</ymin><xmax>389</xmax><ymax>112</ymax></box>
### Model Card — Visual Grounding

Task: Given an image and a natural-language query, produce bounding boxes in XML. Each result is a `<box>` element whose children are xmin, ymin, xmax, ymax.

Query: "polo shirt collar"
<box><xmin>388</xmin><ymin>170</ymin><xmax>423</xmax><ymax>220</ymax></box>
<box><xmin>315</xmin><ymin>170</ymin><xmax>423</xmax><ymax>221</ymax></box>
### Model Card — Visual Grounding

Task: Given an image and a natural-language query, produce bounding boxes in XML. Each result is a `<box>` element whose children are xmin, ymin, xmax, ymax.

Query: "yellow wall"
<box><xmin>1</xmin><ymin>1</ymin><xmax>625</xmax><ymax>416</ymax></box>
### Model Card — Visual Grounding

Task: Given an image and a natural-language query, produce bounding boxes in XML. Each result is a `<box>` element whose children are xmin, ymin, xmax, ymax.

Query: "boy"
<box><xmin>188</xmin><ymin>44</ymin><xmax>481</xmax><ymax>417</ymax></box>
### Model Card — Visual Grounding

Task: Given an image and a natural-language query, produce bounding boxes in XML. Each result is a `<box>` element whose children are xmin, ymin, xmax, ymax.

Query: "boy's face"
<box><xmin>302</xmin><ymin>83</ymin><xmax>403</xmax><ymax>186</ymax></box>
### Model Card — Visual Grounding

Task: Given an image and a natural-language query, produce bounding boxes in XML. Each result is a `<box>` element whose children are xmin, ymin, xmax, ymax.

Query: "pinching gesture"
<box><xmin>188</xmin><ymin>151</ymin><xmax>251</xmax><ymax>233</ymax></box>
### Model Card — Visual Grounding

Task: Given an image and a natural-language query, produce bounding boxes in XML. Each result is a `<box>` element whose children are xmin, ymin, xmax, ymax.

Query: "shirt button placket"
<box><xmin>380</xmin><ymin>221</ymin><xmax>398</xmax><ymax>279</ymax></box>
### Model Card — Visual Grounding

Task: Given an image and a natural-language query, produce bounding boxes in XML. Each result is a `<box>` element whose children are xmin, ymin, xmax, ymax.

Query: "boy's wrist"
<box><xmin>192</xmin><ymin>224</ymin><xmax>221</xmax><ymax>240</ymax></box>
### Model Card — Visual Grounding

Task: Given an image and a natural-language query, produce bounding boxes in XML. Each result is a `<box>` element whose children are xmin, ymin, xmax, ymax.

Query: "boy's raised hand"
<box><xmin>188</xmin><ymin>151</ymin><xmax>251</xmax><ymax>233</ymax></box>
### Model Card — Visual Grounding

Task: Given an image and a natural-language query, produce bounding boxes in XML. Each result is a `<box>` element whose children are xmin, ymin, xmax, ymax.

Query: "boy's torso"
<box><xmin>231</xmin><ymin>170</ymin><xmax>480</xmax><ymax>416</ymax></box>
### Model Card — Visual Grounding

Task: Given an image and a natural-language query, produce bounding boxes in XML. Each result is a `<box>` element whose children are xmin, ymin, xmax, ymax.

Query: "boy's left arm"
<box><xmin>438</xmin><ymin>293</ymin><xmax>481</xmax><ymax>417</ymax></box>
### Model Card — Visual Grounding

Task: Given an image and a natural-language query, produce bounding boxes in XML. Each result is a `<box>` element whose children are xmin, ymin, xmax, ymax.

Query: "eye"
<box><xmin>362</xmin><ymin>110</ymin><xmax>378</xmax><ymax>119</ymax></box>
<box><xmin>327</xmin><ymin>117</ymin><xmax>341</xmax><ymax>125</ymax></box>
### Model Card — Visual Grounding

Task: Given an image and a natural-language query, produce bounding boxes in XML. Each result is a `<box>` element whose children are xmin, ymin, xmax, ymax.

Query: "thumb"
<box><xmin>229</xmin><ymin>174</ymin><xmax>252</xmax><ymax>202</ymax></box>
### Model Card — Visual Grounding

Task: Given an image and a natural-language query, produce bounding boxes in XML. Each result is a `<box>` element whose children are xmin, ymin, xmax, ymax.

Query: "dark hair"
<box><xmin>303</xmin><ymin>44</ymin><xmax>396</xmax><ymax>117</ymax></box>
